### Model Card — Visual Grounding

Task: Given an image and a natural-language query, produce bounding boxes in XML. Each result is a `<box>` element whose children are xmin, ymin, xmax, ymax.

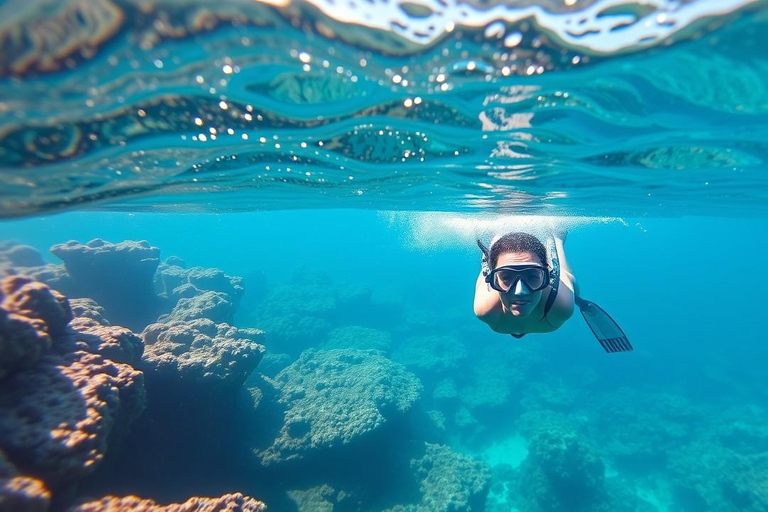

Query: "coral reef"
<box><xmin>320</xmin><ymin>325</ymin><xmax>392</xmax><ymax>353</ymax></box>
<box><xmin>8</xmin><ymin>235</ymin><xmax>768</xmax><ymax>512</ymax></box>
<box><xmin>141</xmin><ymin>318</ymin><xmax>264</xmax><ymax>402</ymax></box>
<box><xmin>457</xmin><ymin>342</ymin><xmax>536</xmax><ymax>413</ymax></box>
<box><xmin>587</xmin><ymin>388</ymin><xmax>697</xmax><ymax>471</ymax></box>
<box><xmin>668</xmin><ymin>440</ymin><xmax>768</xmax><ymax>512</ymax></box>
<box><xmin>72</xmin><ymin>492</ymin><xmax>266</xmax><ymax>511</ymax></box>
<box><xmin>0</xmin><ymin>276</ymin><xmax>146</xmax><ymax>495</ymax></box>
<box><xmin>392</xmin><ymin>334</ymin><xmax>467</xmax><ymax>377</ymax></box>
<box><xmin>286</xmin><ymin>484</ymin><xmax>350</xmax><ymax>512</ymax></box>
<box><xmin>0</xmin><ymin>276</ymin><xmax>70</xmax><ymax>379</ymax></box>
<box><xmin>254</xmin><ymin>349</ymin><xmax>422</xmax><ymax>466</ymax></box>
<box><xmin>517</xmin><ymin>427</ymin><xmax>605</xmax><ymax>512</ymax></box>
<box><xmin>667</xmin><ymin>406</ymin><xmax>768</xmax><ymax>512</ymax></box>
<box><xmin>386</xmin><ymin>443</ymin><xmax>491</xmax><ymax>512</ymax></box>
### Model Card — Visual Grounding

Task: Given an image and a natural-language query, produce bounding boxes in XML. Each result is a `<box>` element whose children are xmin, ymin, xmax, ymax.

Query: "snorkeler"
<box><xmin>474</xmin><ymin>231</ymin><xmax>632</xmax><ymax>352</ymax></box>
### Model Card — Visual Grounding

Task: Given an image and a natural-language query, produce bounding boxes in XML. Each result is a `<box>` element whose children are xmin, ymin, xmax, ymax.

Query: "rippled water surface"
<box><xmin>2</xmin><ymin>0</ymin><xmax>767</xmax><ymax>217</ymax></box>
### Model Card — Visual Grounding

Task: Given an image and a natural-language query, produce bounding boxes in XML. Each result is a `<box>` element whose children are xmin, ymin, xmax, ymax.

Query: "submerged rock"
<box><xmin>0</xmin><ymin>276</ymin><xmax>72</xmax><ymax>380</ymax></box>
<box><xmin>161</xmin><ymin>290</ymin><xmax>235</xmax><ymax>324</ymax></box>
<box><xmin>0</xmin><ymin>242</ymin><xmax>73</xmax><ymax>295</ymax></box>
<box><xmin>0</xmin><ymin>276</ymin><xmax>146</xmax><ymax>492</ymax></box>
<box><xmin>0</xmin><ymin>351</ymin><xmax>145</xmax><ymax>486</ymax></box>
<box><xmin>386</xmin><ymin>443</ymin><xmax>491</xmax><ymax>512</ymax></box>
<box><xmin>141</xmin><ymin>318</ymin><xmax>265</xmax><ymax>402</ymax></box>
<box><xmin>255</xmin><ymin>349</ymin><xmax>422</xmax><ymax>466</ymax></box>
<box><xmin>0</xmin><ymin>242</ymin><xmax>45</xmax><ymax>268</ymax></box>
<box><xmin>68</xmin><ymin>298</ymin><xmax>109</xmax><ymax>325</ymax></box>
<box><xmin>50</xmin><ymin>239</ymin><xmax>166</xmax><ymax>330</ymax></box>
<box><xmin>0</xmin><ymin>449</ymin><xmax>50</xmax><ymax>512</ymax></box>
<box><xmin>69</xmin><ymin>316</ymin><xmax>144</xmax><ymax>367</ymax></box>
<box><xmin>155</xmin><ymin>259</ymin><xmax>244</xmax><ymax>310</ymax></box>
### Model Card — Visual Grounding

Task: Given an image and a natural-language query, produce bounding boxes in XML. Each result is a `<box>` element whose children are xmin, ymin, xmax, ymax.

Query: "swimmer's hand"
<box><xmin>547</xmin><ymin>222</ymin><xmax>568</xmax><ymax>243</ymax></box>
<box><xmin>477</xmin><ymin>239</ymin><xmax>491</xmax><ymax>277</ymax></box>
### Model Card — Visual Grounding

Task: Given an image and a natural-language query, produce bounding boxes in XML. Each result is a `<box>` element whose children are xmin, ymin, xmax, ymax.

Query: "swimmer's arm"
<box><xmin>474</xmin><ymin>271</ymin><xmax>505</xmax><ymax>330</ymax></box>
<box><xmin>545</xmin><ymin>277</ymin><xmax>575</xmax><ymax>329</ymax></box>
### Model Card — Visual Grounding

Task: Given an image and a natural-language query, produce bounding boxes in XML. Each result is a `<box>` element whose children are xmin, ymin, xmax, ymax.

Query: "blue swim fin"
<box><xmin>575</xmin><ymin>296</ymin><xmax>632</xmax><ymax>353</ymax></box>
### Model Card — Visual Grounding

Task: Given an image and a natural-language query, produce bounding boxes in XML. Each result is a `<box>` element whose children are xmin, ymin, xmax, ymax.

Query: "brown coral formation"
<box><xmin>141</xmin><ymin>318</ymin><xmax>264</xmax><ymax>401</ymax></box>
<box><xmin>69</xmin><ymin>316</ymin><xmax>144</xmax><ymax>366</ymax></box>
<box><xmin>0</xmin><ymin>449</ymin><xmax>50</xmax><ymax>512</ymax></box>
<box><xmin>72</xmin><ymin>492</ymin><xmax>266</xmax><ymax>511</ymax></box>
<box><xmin>0</xmin><ymin>276</ymin><xmax>146</xmax><ymax>495</ymax></box>
<box><xmin>0</xmin><ymin>276</ymin><xmax>71</xmax><ymax>379</ymax></box>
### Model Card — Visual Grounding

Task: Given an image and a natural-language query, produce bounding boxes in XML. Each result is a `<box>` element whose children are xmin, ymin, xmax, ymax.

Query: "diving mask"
<box><xmin>486</xmin><ymin>265</ymin><xmax>549</xmax><ymax>293</ymax></box>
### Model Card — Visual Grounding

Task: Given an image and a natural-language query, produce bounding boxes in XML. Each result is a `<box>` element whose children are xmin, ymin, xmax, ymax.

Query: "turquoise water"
<box><xmin>2</xmin><ymin>1</ymin><xmax>768</xmax><ymax>511</ymax></box>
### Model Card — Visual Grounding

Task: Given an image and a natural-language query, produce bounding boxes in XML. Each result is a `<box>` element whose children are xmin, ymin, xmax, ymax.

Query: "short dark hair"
<box><xmin>490</xmin><ymin>232</ymin><xmax>547</xmax><ymax>268</ymax></box>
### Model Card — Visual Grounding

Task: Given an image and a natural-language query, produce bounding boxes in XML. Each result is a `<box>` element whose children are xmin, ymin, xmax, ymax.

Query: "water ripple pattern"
<box><xmin>0</xmin><ymin>0</ymin><xmax>766</xmax><ymax>217</ymax></box>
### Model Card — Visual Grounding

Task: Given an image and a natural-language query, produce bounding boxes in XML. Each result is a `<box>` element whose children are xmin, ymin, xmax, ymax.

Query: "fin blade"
<box><xmin>577</xmin><ymin>298</ymin><xmax>632</xmax><ymax>353</ymax></box>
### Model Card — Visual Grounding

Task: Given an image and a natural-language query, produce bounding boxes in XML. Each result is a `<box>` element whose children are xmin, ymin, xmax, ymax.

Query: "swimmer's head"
<box><xmin>490</xmin><ymin>232</ymin><xmax>548</xmax><ymax>318</ymax></box>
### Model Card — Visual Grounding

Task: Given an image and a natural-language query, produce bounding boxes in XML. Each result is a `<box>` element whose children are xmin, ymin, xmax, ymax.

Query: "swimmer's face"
<box><xmin>495</xmin><ymin>250</ymin><xmax>545</xmax><ymax>318</ymax></box>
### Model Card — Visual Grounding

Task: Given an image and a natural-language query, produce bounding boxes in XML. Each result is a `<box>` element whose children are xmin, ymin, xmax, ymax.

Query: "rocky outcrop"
<box><xmin>155</xmin><ymin>259</ymin><xmax>244</xmax><ymax>308</ymax></box>
<box><xmin>69</xmin><ymin>316</ymin><xmax>144</xmax><ymax>367</ymax></box>
<box><xmin>161</xmin><ymin>290</ymin><xmax>235</xmax><ymax>324</ymax></box>
<box><xmin>0</xmin><ymin>242</ymin><xmax>73</xmax><ymax>296</ymax></box>
<box><xmin>141</xmin><ymin>318</ymin><xmax>264</xmax><ymax>402</ymax></box>
<box><xmin>0</xmin><ymin>242</ymin><xmax>45</xmax><ymax>268</ymax></box>
<box><xmin>0</xmin><ymin>277</ymin><xmax>70</xmax><ymax>380</ymax></box>
<box><xmin>0</xmin><ymin>276</ymin><xmax>146</xmax><ymax>494</ymax></box>
<box><xmin>50</xmin><ymin>239</ymin><xmax>166</xmax><ymax>330</ymax></box>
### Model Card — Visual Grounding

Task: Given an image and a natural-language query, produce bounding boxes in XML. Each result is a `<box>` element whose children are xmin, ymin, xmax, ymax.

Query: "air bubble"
<box><xmin>484</xmin><ymin>21</ymin><xmax>506</xmax><ymax>39</ymax></box>
<box><xmin>504</xmin><ymin>32</ymin><xmax>523</xmax><ymax>48</ymax></box>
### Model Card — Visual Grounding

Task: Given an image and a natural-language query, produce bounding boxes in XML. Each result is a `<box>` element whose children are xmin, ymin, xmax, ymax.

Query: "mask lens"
<box><xmin>520</xmin><ymin>268</ymin><xmax>546</xmax><ymax>290</ymax></box>
<box><xmin>491</xmin><ymin>266</ymin><xmax>547</xmax><ymax>292</ymax></box>
<box><xmin>493</xmin><ymin>269</ymin><xmax>518</xmax><ymax>292</ymax></box>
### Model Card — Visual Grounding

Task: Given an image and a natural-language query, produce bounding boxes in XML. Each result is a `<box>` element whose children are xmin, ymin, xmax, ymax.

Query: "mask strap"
<box><xmin>541</xmin><ymin>238</ymin><xmax>560</xmax><ymax>319</ymax></box>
